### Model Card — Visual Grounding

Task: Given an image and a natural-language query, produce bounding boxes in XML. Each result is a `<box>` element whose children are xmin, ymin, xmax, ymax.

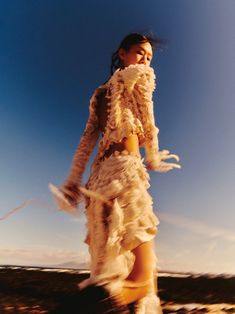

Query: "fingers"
<box><xmin>159</xmin><ymin>149</ymin><xmax>169</xmax><ymax>154</ymax></box>
<box><xmin>162</xmin><ymin>162</ymin><xmax>181</xmax><ymax>170</ymax></box>
<box><xmin>49</xmin><ymin>183</ymin><xmax>77</xmax><ymax>213</ymax></box>
<box><xmin>159</xmin><ymin>150</ymin><xmax>180</xmax><ymax>162</ymax></box>
<box><xmin>60</xmin><ymin>185</ymin><xmax>80</xmax><ymax>208</ymax></box>
<box><xmin>161</xmin><ymin>154</ymin><xmax>180</xmax><ymax>162</ymax></box>
<box><xmin>62</xmin><ymin>186</ymin><xmax>75</xmax><ymax>198</ymax></box>
<box><xmin>147</xmin><ymin>160</ymin><xmax>181</xmax><ymax>172</ymax></box>
<box><xmin>167</xmin><ymin>162</ymin><xmax>181</xmax><ymax>169</ymax></box>
<box><xmin>156</xmin><ymin>166</ymin><xmax>174</xmax><ymax>172</ymax></box>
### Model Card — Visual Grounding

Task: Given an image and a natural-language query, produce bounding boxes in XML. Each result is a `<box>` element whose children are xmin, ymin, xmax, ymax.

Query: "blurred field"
<box><xmin>0</xmin><ymin>266</ymin><xmax>235</xmax><ymax>313</ymax></box>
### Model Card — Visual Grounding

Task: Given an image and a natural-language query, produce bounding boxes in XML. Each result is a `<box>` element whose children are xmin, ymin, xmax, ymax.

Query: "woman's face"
<box><xmin>118</xmin><ymin>41</ymin><xmax>153</xmax><ymax>68</ymax></box>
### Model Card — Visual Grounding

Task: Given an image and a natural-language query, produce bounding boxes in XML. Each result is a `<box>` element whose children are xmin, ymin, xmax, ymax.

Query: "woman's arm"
<box><xmin>119</xmin><ymin>63</ymin><xmax>181</xmax><ymax>172</ymax></box>
<box><xmin>61</xmin><ymin>91</ymin><xmax>100</xmax><ymax>206</ymax></box>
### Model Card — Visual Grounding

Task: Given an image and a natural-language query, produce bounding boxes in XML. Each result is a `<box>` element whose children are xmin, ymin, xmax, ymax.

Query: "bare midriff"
<box><xmin>96</xmin><ymin>89</ymin><xmax>140</xmax><ymax>159</ymax></box>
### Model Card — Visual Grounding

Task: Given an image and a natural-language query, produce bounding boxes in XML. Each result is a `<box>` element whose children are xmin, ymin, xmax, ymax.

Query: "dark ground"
<box><xmin>0</xmin><ymin>267</ymin><xmax>235</xmax><ymax>313</ymax></box>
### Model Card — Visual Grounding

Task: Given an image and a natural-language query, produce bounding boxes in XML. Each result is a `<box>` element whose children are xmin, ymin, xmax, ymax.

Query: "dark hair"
<box><xmin>110</xmin><ymin>32</ymin><xmax>168</xmax><ymax>75</ymax></box>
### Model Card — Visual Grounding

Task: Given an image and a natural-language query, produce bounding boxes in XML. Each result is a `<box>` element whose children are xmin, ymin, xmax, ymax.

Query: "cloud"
<box><xmin>0</xmin><ymin>247</ymin><xmax>89</xmax><ymax>266</ymax></box>
<box><xmin>205</xmin><ymin>241</ymin><xmax>217</xmax><ymax>254</ymax></box>
<box><xmin>159</xmin><ymin>212</ymin><xmax>235</xmax><ymax>242</ymax></box>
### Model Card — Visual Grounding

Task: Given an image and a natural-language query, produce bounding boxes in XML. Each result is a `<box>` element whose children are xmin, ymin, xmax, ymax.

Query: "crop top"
<box><xmin>63</xmin><ymin>63</ymin><xmax>180</xmax><ymax>194</ymax></box>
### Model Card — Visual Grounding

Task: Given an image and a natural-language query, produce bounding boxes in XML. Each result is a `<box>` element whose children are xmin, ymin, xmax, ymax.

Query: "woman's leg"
<box><xmin>127</xmin><ymin>239</ymin><xmax>155</xmax><ymax>281</ymax></box>
<box><xmin>119</xmin><ymin>240</ymin><xmax>155</xmax><ymax>305</ymax></box>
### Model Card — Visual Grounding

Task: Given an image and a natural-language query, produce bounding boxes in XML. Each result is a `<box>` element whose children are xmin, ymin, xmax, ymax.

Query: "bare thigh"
<box><xmin>126</xmin><ymin>240</ymin><xmax>155</xmax><ymax>282</ymax></box>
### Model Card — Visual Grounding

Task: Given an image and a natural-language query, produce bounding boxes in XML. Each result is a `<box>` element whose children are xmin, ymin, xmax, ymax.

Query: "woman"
<box><xmin>49</xmin><ymin>33</ymin><xmax>181</xmax><ymax>313</ymax></box>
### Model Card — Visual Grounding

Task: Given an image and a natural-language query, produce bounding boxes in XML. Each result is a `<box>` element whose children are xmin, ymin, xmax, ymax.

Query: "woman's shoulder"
<box><xmin>113</xmin><ymin>64</ymin><xmax>154</xmax><ymax>79</ymax></box>
<box><xmin>90</xmin><ymin>64</ymin><xmax>156</xmax><ymax>99</ymax></box>
<box><xmin>109</xmin><ymin>64</ymin><xmax>156</xmax><ymax>93</ymax></box>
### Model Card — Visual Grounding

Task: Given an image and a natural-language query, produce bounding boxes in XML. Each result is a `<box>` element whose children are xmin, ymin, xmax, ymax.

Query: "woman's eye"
<box><xmin>137</xmin><ymin>51</ymin><xmax>143</xmax><ymax>55</ymax></box>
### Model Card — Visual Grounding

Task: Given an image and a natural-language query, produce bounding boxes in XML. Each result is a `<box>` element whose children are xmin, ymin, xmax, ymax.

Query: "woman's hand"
<box><xmin>49</xmin><ymin>182</ymin><xmax>81</xmax><ymax>214</ymax></box>
<box><xmin>61</xmin><ymin>183</ymin><xmax>81</xmax><ymax>208</ymax></box>
<box><xmin>146</xmin><ymin>150</ymin><xmax>181</xmax><ymax>172</ymax></box>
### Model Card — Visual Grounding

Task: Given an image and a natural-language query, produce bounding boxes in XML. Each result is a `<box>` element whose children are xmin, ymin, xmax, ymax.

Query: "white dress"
<box><xmin>63</xmin><ymin>64</ymin><xmax>173</xmax><ymax>313</ymax></box>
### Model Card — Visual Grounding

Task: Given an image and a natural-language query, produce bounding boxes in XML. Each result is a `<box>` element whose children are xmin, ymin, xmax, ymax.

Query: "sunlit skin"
<box><xmin>118</xmin><ymin>41</ymin><xmax>153</xmax><ymax>68</ymax></box>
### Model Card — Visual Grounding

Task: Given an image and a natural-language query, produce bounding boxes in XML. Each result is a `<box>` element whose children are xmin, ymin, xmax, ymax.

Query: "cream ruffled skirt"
<box><xmin>78</xmin><ymin>149</ymin><xmax>162</xmax><ymax>313</ymax></box>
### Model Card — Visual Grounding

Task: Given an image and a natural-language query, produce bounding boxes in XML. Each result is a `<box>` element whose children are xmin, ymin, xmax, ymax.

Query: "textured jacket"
<box><xmin>64</xmin><ymin>63</ymin><xmax>179</xmax><ymax>190</ymax></box>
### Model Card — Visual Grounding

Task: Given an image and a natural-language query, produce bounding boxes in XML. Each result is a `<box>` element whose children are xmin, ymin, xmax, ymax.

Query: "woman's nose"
<box><xmin>140</xmin><ymin>56</ymin><xmax>148</xmax><ymax>65</ymax></box>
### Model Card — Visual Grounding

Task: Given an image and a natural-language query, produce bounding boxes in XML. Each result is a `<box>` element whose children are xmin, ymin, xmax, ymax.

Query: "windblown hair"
<box><xmin>110</xmin><ymin>32</ymin><xmax>167</xmax><ymax>75</ymax></box>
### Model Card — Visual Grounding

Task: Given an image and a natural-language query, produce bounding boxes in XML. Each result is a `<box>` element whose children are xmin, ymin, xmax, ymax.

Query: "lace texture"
<box><xmin>59</xmin><ymin>64</ymin><xmax>165</xmax><ymax>313</ymax></box>
<box><xmin>77</xmin><ymin>151</ymin><xmax>161</xmax><ymax>313</ymax></box>
<box><xmin>97</xmin><ymin>64</ymin><xmax>160</xmax><ymax>166</ymax></box>
<box><xmin>62</xmin><ymin>63</ymin><xmax>179</xmax><ymax>208</ymax></box>
<box><xmin>62</xmin><ymin>86</ymin><xmax>101</xmax><ymax>207</ymax></box>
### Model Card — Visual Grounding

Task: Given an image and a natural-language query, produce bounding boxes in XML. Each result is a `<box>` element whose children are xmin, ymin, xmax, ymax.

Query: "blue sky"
<box><xmin>0</xmin><ymin>0</ymin><xmax>235</xmax><ymax>274</ymax></box>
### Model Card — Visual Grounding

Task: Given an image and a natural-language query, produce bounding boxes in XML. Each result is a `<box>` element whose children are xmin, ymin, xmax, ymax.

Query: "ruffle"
<box><xmin>78</xmin><ymin>151</ymin><xmax>161</xmax><ymax>313</ymax></box>
<box><xmin>63</xmin><ymin>84</ymin><xmax>101</xmax><ymax>196</ymax></box>
<box><xmin>96</xmin><ymin>64</ymin><xmax>157</xmax><ymax>160</ymax></box>
<box><xmin>63</xmin><ymin>63</ymin><xmax>163</xmax><ymax>210</ymax></box>
<box><xmin>113</xmin><ymin>63</ymin><xmax>156</xmax><ymax>94</ymax></box>
<box><xmin>82</xmin><ymin>151</ymin><xmax>159</xmax><ymax>274</ymax></box>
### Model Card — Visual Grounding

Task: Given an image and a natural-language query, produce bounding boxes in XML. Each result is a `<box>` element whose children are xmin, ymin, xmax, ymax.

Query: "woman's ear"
<box><xmin>118</xmin><ymin>48</ymin><xmax>126</xmax><ymax>61</ymax></box>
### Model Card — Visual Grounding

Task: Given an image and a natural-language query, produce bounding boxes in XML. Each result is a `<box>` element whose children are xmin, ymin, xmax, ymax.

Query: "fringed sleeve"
<box><xmin>120</xmin><ymin>64</ymin><xmax>180</xmax><ymax>172</ymax></box>
<box><xmin>62</xmin><ymin>89</ymin><xmax>100</xmax><ymax>205</ymax></box>
<box><xmin>131</xmin><ymin>65</ymin><xmax>161</xmax><ymax>167</ymax></box>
